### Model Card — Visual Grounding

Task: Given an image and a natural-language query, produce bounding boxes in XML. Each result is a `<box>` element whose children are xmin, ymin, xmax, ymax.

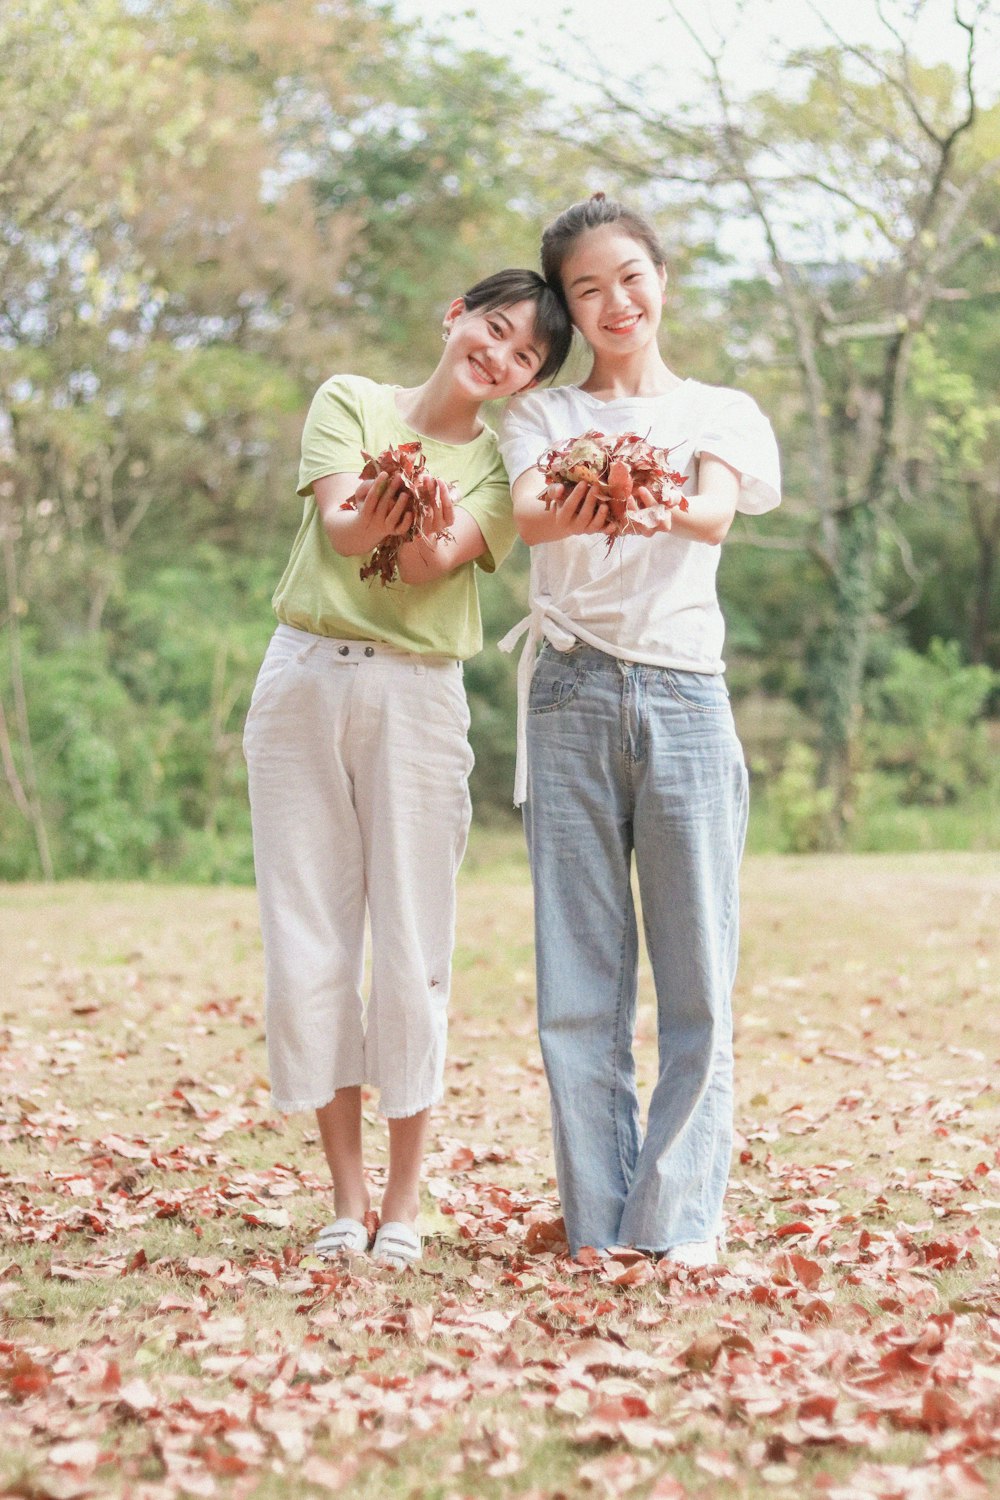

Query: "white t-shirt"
<box><xmin>497</xmin><ymin>379</ymin><xmax>781</xmax><ymax>803</ymax></box>
<box><xmin>499</xmin><ymin>379</ymin><xmax>781</xmax><ymax>671</ymax></box>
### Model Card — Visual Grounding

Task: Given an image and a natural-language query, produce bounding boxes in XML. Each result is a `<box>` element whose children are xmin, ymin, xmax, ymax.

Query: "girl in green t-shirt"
<box><xmin>245</xmin><ymin>270</ymin><xmax>570</xmax><ymax>1270</ymax></box>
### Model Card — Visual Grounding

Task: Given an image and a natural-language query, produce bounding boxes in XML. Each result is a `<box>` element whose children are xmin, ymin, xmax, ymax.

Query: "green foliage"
<box><xmin>865</xmin><ymin>639</ymin><xmax>998</xmax><ymax>804</ymax></box>
<box><xmin>767</xmin><ymin>742</ymin><xmax>837</xmax><ymax>854</ymax></box>
<box><xmin>2</xmin><ymin>1</ymin><xmax>999</xmax><ymax>877</ymax></box>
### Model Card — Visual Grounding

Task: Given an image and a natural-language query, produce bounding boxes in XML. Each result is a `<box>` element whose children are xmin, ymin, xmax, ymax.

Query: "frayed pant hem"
<box><xmin>270</xmin><ymin>1082</ymin><xmax>365</xmax><ymax>1114</ymax></box>
<box><xmin>379</xmin><ymin>1091</ymin><xmax>442</xmax><ymax>1120</ymax></box>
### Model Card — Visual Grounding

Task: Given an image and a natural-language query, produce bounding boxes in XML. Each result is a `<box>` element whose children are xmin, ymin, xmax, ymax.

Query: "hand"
<box><xmin>626</xmin><ymin>486</ymin><xmax>674</xmax><ymax>534</ymax></box>
<box><xmin>544</xmin><ymin>480</ymin><xmax>613</xmax><ymax>537</ymax></box>
<box><xmin>331</xmin><ymin>470</ymin><xmax>413</xmax><ymax>555</ymax></box>
<box><xmin>416</xmin><ymin>474</ymin><xmax>457</xmax><ymax>539</ymax></box>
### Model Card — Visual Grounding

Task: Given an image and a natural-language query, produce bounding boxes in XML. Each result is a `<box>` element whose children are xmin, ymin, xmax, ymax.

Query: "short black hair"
<box><xmin>461</xmin><ymin>269</ymin><xmax>572</xmax><ymax>383</ymax></box>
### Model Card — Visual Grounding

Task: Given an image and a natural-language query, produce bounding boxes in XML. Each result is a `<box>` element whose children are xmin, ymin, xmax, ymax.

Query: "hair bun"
<box><xmin>590</xmin><ymin>191</ymin><xmax>607</xmax><ymax>203</ymax></box>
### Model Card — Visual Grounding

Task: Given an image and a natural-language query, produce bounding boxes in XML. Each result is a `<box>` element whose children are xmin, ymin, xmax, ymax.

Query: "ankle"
<box><xmin>380</xmin><ymin>1191</ymin><xmax>419</xmax><ymax>1228</ymax></box>
<box><xmin>333</xmin><ymin>1183</ymin><xmax>370</xmax><ymax>1224</ymax></box>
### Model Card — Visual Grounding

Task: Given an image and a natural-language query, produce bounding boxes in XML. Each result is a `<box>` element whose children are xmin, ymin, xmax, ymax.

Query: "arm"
<box><xmin>512</xmin><ymin>467</ymin><xmax>612</xmax><ymax>545</ymax></box>
<box><xmin>665</xmin><ymin>455</ymin><xmax>741</xmax><ymax>545</ymax></box>
<box><xmin>396</xmin><ymin>507</ymin><xmax>487</xmax><ymax>584</ymax></box>
<box><xmin>313</xmin><ymin>470</ymin><xmax>411</xmax><ymax>557</ymax></box>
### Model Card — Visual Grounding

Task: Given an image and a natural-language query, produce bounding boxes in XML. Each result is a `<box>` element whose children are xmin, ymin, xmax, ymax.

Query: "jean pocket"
<box><xmin>663</xmin><ymin>669</ymin><xmax>731</xmax><ymax>714</ymax></box>
<box><xmin>528</xmin><ymin>648</ymin><xmax>583</xmax><ymax>715</ymax></box>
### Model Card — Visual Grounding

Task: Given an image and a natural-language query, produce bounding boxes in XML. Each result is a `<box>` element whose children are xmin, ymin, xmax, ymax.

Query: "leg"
<box><xmin>382</xmin><ymin>1107</ymin><xmax>432</xmax><ymax>1227</ymax></box>
<box><xmin>315</xmin><ymin>1086</ymin><xmax>369</xmax><ymax>1222</ymax></box>
<box><xmin>618</xmin><ymin>669</ymin><xmax>748</xmax><ymax>1252</ymax></box>
<box><xmin>524</xmin><ymin>646</ymin><xmax>641</xmax><ymax>1254</ymax></box>
<box><xmin>353</xmin><ymin>656</ymin><xmax>473</xmax><ymax>1120</ymax></box>
<box><xmin>244</xmin><ymin>631</ymin><xmax>367</xmax><ymax>1112</ymax></box>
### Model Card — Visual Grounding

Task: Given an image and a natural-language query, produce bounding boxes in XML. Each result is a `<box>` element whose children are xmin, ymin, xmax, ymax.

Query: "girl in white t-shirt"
<box><xmin>498</xmin><ymin>194</ymin><xmax>780</xmax><ymax>1264</ymax></box>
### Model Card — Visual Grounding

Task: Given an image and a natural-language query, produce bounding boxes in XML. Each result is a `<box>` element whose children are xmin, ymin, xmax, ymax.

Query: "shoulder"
<box><xmin>311</xmin><ymin>372</ymin><xmax>384</xmax><ymax>407</ymax></box>
<box><xmin>500</xmin><ymin>383</ymin><xmax>584</xmax><ymax>436</ymax></box>
<box><xmin>684</xmin><ymin>380</ymin><xmax>766</xmax><ymax>418</ymax></box>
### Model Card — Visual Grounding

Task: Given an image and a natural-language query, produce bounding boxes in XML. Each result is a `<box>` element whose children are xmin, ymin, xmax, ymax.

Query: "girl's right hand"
<box><xmin>323</xmin><ymin>470</ymin><xmax>413</xmax><ymax>556</ymax></box>
<box><xmin>544</xmin><ymin>481</ymin><xmax>612</xmax><ymax>537</ymax></box>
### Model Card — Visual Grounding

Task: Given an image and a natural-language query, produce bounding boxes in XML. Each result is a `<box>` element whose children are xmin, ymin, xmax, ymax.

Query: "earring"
<box><xmin>442</xmin><ymin>328</ymin><xmax>449</xmax><ymax>342</ymax></box>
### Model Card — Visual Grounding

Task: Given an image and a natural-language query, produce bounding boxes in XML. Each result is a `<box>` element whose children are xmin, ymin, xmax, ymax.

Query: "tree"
<box><xmin>569</xmin><ymin>0</ymin><xmax>1000</xmax><ymax>838</ymax></box>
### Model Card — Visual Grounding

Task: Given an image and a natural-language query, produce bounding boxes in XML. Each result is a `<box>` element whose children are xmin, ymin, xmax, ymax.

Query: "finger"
<box><xmin>359</xmin><ymin>470</ymin><xmax>390</xmax><ymax>513</ymax></box>
<box><xmin>568</xmin><ymin>482</ymin><xmax>602</xmax><ymax>523</ymax></box>
<box><xmin>554</xmin><ymin>480</ymin><xmax>589</xmax><ymax>518</ymax></box>
<box><xmin>372</xmin><ymin>474</ymin><xmax>407</xmax><ymax>520</ymax></box>
<box><xmin>385</xmin><ymin>492</ymin><xmax>414</xmax><ymax>534</ymax></box>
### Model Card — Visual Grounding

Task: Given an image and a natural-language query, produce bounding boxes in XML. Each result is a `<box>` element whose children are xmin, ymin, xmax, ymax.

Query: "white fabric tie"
<box><xmin>498</xmin><ymin>599</ymin><xmax>577</xmax><ymax>807</ymax></box>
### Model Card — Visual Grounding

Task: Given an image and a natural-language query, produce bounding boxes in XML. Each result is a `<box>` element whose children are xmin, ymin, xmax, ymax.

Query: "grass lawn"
<box><xmin>1</xmin><ymin>833</ymin><xmax>999</xmax><ymax>1498</ymax></box>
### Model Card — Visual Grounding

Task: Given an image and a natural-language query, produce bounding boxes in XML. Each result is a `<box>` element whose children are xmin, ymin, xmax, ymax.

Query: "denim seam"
<box><xmin>613</xmin><ymin>668</ymin><xmax>637</xmax><ymax>1192</ymax></box>
<box><xmin>612</xmin><ymin>883</ymin><xmax>635</xmax><ymax>1195</ymax></box>
<box><xmin>694</xmin><ymin>760</ymin><xmax>748</xmax><ymax>1235</ymax></box>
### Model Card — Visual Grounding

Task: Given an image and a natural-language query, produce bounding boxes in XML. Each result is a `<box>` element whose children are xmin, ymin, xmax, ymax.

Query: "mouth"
<box><xmin>467</xmin><ymin>355</ymin><xmax>496</xmax><ymax>384</ymax></box>
<box><xmin>603</xmin><ymin>314</ymin><xmax>641</xmax><ymax>335</ymax></box>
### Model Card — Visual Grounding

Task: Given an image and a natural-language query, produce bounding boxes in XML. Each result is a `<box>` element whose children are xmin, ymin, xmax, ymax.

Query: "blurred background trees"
<box><xmin>1</xmin><ymin>0</ymin><xmax>997</xmax><ymax>878</ymax></box>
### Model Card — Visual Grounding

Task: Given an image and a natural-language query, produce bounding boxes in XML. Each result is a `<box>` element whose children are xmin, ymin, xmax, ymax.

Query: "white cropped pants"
<box><xmin>244</xmin><ymin>625</ymin><xmax>474</xmax><ymax>1117</ymax></box>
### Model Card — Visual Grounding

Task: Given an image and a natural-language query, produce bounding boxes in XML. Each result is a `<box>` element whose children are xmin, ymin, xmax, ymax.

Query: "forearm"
<box><xmin>322</xmin><ymin>506</ymin><xmax>376</xmax><ymax>556</ymax></box>
<box><xmin>395</xmin><ymin>512</ymin><xmax>486</xmax><ymax>584</ymax></box>
<box><xmin>666</xmin><ymin>491</ymin><xmax>737</xmax><ymax>546</ymax></box>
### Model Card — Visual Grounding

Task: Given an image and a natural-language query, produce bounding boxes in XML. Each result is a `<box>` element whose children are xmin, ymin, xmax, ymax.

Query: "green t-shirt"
<box><xmin>272</xmin><ymin>374</ymin><xmax>517</xmax><ymax>658</ymax></box>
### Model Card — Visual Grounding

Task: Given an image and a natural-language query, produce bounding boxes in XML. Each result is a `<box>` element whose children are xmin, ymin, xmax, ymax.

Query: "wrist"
<box><xmin>325</xmin><ymin>508</ymin><xmax>369</xmax><ymax>557</ymax></box>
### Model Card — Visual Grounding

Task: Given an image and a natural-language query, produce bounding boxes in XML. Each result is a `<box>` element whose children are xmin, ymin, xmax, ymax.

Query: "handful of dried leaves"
<box><xmin>540</xmin><ymin>430</ymin><xmax>688</xmax><ymax>539</ymax></box>
<box><xmin>340</xmin><ymin>441</ymin><xmax>451</xmax><ymax>585</ymax></box>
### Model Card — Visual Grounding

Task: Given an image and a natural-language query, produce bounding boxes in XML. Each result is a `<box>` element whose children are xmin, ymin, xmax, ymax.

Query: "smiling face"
<box><xmin>441</xmin><ymin>298</ymin><xmax>545</xmax><ymax>402</ymax></box>
<box><xmin>559</xmin><ymin>223</ymin><xmax>666</xmax><ymax>359</ymax></box>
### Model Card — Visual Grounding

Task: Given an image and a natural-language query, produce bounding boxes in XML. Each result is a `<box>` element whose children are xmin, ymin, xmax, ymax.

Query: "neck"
<box><xmin>581</xmin><ymin>342</ymin><xmax>682</xmax><ymax>400</ymax></box>
<box><xmin>395</xmin><ymin>364</ymin><xmax>484</xmax><ymax>445</ymax></box>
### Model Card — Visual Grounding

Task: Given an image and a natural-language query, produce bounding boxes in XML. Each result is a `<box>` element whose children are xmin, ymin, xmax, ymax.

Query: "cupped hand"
<box><xmin>353</xmin><ymin>470</ymin><xmax>413</xmax><ymax>542</ymax></box>
<box><xmin>417</xmin><ymin>474</ymin><xmax>457</xmax><ymax>538</ymax></box>
<box><xmin>546</xmin><ymin>480</ymin><xmax>613</xmax><ymax>536</ymax></box>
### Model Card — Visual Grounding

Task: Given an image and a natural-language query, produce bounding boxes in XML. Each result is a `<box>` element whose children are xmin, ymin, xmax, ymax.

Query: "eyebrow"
<box><xmin>567</xmin><ymin>257</ymin><xmax>644</xmax><ymax>290</ymax></box>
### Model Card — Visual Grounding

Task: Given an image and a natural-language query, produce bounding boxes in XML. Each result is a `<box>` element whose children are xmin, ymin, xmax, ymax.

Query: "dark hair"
<box><xmin>541</xmin><ymin>193</ymin><xmax>668</xmax><ymax>297</ymax></box>
<box><xmin>460</xmin><ymin>268</ymin><xmax>572</xmax><ymax>383</ymax></box>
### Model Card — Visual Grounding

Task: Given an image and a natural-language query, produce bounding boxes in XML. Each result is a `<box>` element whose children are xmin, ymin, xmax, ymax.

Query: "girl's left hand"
<box><xmin>626</xmin><ymin>484</ymin><xmax>684</xmax><ymax>533</ymax></box>
<box><xmin>417</xmin><ymin>474</ymin><xmax>458</xmax><ymax>538</ymax></box>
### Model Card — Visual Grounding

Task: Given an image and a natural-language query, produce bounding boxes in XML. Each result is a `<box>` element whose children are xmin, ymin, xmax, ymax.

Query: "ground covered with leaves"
<box><xmin>2</xmin><ymin>838</ymin><xmax>999</xmax><ymax>1499</ymax></box>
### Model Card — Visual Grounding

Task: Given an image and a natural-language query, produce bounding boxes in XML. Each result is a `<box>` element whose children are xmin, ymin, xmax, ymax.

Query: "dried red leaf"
<box><xmin>340</xmin><ymin>443</ymin><xmax>452</xmax><ymax>585</ymax></box>
<box><xmin>539</xmin><ymin>429</ymin><xmax>688</xmax><ymax>542</ymax></box>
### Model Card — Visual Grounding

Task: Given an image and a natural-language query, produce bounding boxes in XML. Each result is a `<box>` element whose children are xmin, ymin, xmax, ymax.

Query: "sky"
<box><xmin>392</xmin><ymin>0</ymin><xmax>1000</xmax><ymax>104</ymax></box>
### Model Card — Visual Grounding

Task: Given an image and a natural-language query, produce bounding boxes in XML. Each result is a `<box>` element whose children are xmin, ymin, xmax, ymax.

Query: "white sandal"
<box><xmin>372</xmin><ymin>1220</ymin><xmax>421</xmax><ymax>1269</ymax></box>
<box><xmin>315</xmin><ymin>1217</ymin><xmax>370</xmax><ymax>1257</ymax></box>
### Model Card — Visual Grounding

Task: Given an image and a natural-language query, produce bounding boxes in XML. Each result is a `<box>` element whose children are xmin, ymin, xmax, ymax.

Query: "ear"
<box><xmin>658</xmin><ymin>263</ymin><xmax>668</xmax><ymax>300</ymax></box>
<box><xmin>442</xmin><ymin>297</ymin><xmax>467</xmax><ymax>336</ymax></box>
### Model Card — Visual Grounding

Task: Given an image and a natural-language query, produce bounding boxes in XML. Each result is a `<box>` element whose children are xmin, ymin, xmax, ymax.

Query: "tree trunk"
<box><xmin>968</xmin><ymin>478</ymin><xmax>1000</xmax><ymax>666</ymax></box>
<box><xmin>817</xmin><ymin>501</ymin><xmax>878</xmax><ymax>845</ymax></box>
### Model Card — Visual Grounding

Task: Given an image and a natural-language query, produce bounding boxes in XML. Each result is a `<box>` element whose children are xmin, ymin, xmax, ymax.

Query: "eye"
<box><xmin>487</xmin><ymin>320</ymin><xmax>503</xmax><ymax>337</ymax></box>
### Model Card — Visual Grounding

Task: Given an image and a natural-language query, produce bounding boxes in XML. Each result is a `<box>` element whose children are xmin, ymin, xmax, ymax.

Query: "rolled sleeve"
<box><xmin>498</xmin><ymin>392</ymin><xmax>555</xmax><ymax>486</ymax></box>
<box><xmin>462</xmin><ymin>476</ymin><xmax>516</xmax><ymax>573</ymax></box>
<box><xmin>696</xmin><ymin>392</ymin><xmax>781</xmax><ymax>514</ymax></box>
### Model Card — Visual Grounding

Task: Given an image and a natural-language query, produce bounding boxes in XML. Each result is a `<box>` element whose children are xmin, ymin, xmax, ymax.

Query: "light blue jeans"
<box><xmin>524</xmin><ymin>641</ymin><xmax>748</xmax><ymax>1255</ymax></box>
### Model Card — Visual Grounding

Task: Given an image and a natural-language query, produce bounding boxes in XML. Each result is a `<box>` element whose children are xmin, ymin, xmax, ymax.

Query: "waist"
<box><xmin>274</xmin><ymin>623</ymin><xmax>461</xmax><ymax>671</ymax></box>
